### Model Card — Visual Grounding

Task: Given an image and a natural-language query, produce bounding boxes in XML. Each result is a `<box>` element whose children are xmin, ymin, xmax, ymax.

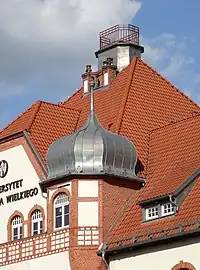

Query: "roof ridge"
<box><xmin>61</xmin><ymin>87</ymin><xmax>82</xmax><ymax>105</ymax></box>
<box><xmin>27</xmin><ymin>101</ymin><xmax>42</xmax><ymax>131</ymax></box>
<box><xmin>150</xmin><ymin>112</ymin><xmax>200</xmax><ymax>134</ymax></box>
<box><xmin>139</xmin><ymin>58</ymin><xmax>200</xmax><ymax>109</ymax></box>
<box><xmin>39</xmin><ymin>100</ymin><xmax>81</xmax><ymax>113</ymax></box>
<box><xmin>0</xmin><ymin>100</ymin><xmax>41</xmax><ymax>135</ymax></box>
<box><xmin>115</xmin><ymin>57</ymin><xmax>138</xmax><ymax>133</ymax></box>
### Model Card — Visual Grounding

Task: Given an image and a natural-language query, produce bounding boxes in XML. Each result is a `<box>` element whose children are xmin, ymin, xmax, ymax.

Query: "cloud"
<box><xmin>142</xmin><ymin>33</ymin><xmax>200</xmax><ymax>103</ymax></box>
<box><xmin>0</xmin><ymin>0</ymin><xmax>141</xmax><ymax>100</ymax></box>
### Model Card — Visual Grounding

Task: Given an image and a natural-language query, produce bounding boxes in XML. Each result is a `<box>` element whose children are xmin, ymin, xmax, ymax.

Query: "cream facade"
<box><xmin>0</xmin><ymin>145</ymin><xmax>46</xmax><ymax>243</ymax></box>
<box><xmin>2</xmin><ymin>251</ymin><xmax>71</xmax><ymax>270</ymax></box>
<box><xmin>109</xmin><ymin>237</ymin><xmax>200</xmax><ymax>270</ymax></box>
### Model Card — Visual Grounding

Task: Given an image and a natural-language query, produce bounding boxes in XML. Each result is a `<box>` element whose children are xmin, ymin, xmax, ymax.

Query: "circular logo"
<box><xmin>0</xmin><ymin>160</ymin><xmax>8</xmax><ymax>178</ymax></box>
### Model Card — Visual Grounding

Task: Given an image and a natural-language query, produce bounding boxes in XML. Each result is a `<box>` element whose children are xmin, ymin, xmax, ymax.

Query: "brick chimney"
<box><xmin>102</xmin><ymin>57</ymin><xmax>117</xmax><ymax>86</ymax></box>
<box><xmin>82</xmin><ymin>64</ymin><xmax>92</xmax><ymax>94</ymax></box>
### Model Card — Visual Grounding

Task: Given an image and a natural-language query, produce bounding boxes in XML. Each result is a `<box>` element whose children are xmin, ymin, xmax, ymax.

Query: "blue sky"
<box><xmin>0</xmin><ymin>0</ymin><xmax>200</xmax><ymax>129</ymax></box>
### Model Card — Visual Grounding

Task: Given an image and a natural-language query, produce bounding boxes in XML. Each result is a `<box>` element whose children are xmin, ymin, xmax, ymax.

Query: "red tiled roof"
<box><xmin>0</xmin><ymin>101</ymin><xmax>41</xmax><ymax>138</ymax></box>
<box><xmin>0</xmin><ymin>101</ymin><xmax>80</xmax><ymax>163</ymax></box>
<box><xmin>1</xmin><ymin>57</ymin><xmax>198</xmax><ymax>169</ymax></box>
<box><xmin>64</xmin><ymin>58</ymin><xmax>199</xmax><ymax>173</ymax></box>
<box><xmin>106</xmin><ymin>114</ymin><xmax>200</xmax><ymax>248</ymax></box>
<box><xmin>107</xmin><ymin>176</ymin><xmax>200</xmax><ymax>248</ymax></box>
<box><xmin>138</xmin><ymin>114</ymin><xmax>200</xmax><ymax>202</ymax></box>
<box><xmin>0</xmin><ymin>56</ymin><xmax>200</xmax><ymax>245</ymax></box>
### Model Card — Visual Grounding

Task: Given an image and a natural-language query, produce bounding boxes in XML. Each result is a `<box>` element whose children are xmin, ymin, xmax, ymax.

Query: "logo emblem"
<box><xmin>0</xmin><ymin>160</ymin><xmax>8</xmax><ymax>178</ymax></box>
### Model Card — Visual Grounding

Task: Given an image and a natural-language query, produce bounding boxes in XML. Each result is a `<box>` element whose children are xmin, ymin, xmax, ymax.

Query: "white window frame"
<box><xmin>32</xmin><ymin>210</ymin><xmax>43</xmax><ymax>235</ymax></box>
<box><xmin>12</xmin><ymin>216</ymin><xmax>22</xmax><ymax>240</ymax></box>
<box><xmin>161</xmin><ymin>202</ymin><xmax>175</xmax><ymax>216</ymax></box>
<box><xmin>145</xmin><ymin>206</ymin><xmax>159</xmax><ymax>220</ymax></box>
<box><xmin>54</xmin><ymin>193</ymin><xmax>69</xmax><ymax>230</ymax></box>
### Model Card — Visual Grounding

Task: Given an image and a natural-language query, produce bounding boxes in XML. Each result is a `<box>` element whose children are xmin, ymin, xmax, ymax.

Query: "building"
<box><xmin>0</xmin><ymin>24</ymin><xmax>199</xmax><ymax>270</ymax></box>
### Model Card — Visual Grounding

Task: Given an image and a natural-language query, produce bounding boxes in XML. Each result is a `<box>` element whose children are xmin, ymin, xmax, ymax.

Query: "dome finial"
<box><xmin>90</xmin><ymin>79</ymin><xmax>95</xmax><ymax>115</ymax></box>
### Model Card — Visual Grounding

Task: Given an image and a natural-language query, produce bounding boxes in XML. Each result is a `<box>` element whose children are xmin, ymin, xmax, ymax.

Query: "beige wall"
<box><xmin>109</xmin><ymin>237</ymin><xmax>200</xmax><ymax>270</ymax></box>
<box><xmin>2</xmin><ymin>251</ymin><xmax>71</xmax><ymax>270</ymax></box>
<box><xmin>0</xmin><ymin>145</ymin><xmax>46</xmax><ymax>243</ymax></box>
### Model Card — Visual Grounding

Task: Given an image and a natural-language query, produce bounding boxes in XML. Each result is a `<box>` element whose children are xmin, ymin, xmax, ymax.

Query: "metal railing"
<box><xmin>100</xmin><ymin>24</ymin><xmax>139</xmax><ymax>49</ymax></box>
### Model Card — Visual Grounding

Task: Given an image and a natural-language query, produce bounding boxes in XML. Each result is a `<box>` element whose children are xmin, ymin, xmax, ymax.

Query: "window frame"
<box><xmin>12</xmin><ymin>216</ymin><xmax>23</xmax><ymax>240</ymax></box>
<box><xmin>161</xmin><ymin>202</ymin><xmax>175</xmax><ymax>217</ymax></box>
<box><xmin>54</xmin><ymin>193</ymin><xmax>69</xmax><ymax>230</ymax></box>
<box><xmin>32</xmin><ymin>210</ymin><xmax>43</xmax><ymax>236</ymax></box>
<box><xmin>143</xmin><ymin>201</ymin><xmax>175</xmax><ymax>222</ymax></box>
<box><xmin>146</xmin><ymin>206</ymin><xmax>159</xmax><ymax>220</ymax></box>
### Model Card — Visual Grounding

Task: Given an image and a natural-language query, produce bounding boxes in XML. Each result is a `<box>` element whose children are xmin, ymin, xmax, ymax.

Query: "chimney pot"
<box><xmin>85</xmin><ymin>64</ymin><xmax>92</xmax><ymax>73</ymax></box>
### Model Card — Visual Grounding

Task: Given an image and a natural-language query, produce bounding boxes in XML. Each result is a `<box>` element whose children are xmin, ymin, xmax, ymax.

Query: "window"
<box><xmin>12</xmin><ymin>216</ymin><xmax>22</xmax><ymax>240</ymax></box>
<box><xmin>146</xmin><ymin>206</ymin><xmax>159</xmax><ymax>220</ymax></box>
<box><xmin>32</xmin><ymin>210</ymin><xmax>43</xmax><ymax>235</ymax></box>
<box><xmin>161</xmin><ymin>202</ymin><xmax>174</xmax><ymax>216</ymax></box>
<box><xmin>144</xmin><ymin>202</ymin><xmax>175</xmax><ymax>221</ymax></box>
<box><xmin>54</xmin><ymin>193</ymin><xmax>69</xmax><ymax>229</ymax></box>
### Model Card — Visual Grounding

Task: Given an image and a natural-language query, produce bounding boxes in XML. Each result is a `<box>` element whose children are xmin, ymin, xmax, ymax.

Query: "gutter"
<box><xmin>40</xmin><ymin>172</ymin><xmax>145</xmax><ymax>192</ymax></box>
<box><xmin>98</xmin><ymin>227</ymin><xmax>200</xmax><ymax>256</ymax></box>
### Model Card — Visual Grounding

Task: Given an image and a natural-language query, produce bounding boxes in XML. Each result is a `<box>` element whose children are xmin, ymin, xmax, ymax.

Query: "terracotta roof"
<box><xmin>64</xmin><ymin>58</ymin><xmax>199</xmax><ymax>174</ymax></box>
<box><xmin>105</xmin><ymin>114</ymin><xmax>200</xmax><ymax>249</ymax></box>
<box><xmin>0</xmin><ymin>56</ymin><xmax>200</xmax><ymax>244</ymax></box>
<box><xmin>107</xmin><ymin>175</ymin><xmax>200</xmax><ymax>249</ymax></box>
<box><xmin>0</xmin><ymin>101</ymin><xmax>41</xmax><ymax>138</ymax></box>
<box><xmin>0</xmin><ymin>101</ymin><xmax>80</xmax><ymax>163</ymax></box>
<box><xmin>139</xmin><ymin>114</ymin><xmax>200</xmax><ymax>202</ymax></box>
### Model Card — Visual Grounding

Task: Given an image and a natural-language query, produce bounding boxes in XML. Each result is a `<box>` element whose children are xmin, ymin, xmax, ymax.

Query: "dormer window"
<box><xmin>146</xmin><ymin>206</ymin><xmax>159</xmax><ymax>220</ymax></box>
<box><xmin>144</xmin><ymin>202</ymin><xmax>175</xmax><ymax>222</ymax></box>
<box><xmin>161</xmin><ymin>202</ymin><xmax>174</xmax><ymax>216</ymax></box>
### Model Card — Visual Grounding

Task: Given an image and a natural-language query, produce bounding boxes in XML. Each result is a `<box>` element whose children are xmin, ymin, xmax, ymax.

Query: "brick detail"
<box><xmin>48</xmin><ymin>188</ymin><xmax>70</xmax><ymax>233</ymax></box>
<box><xmin>78</xmin><ymin>197</ymin><xmax>98</xmax><ymax>202</ymax></box>
<box><xmin>77</xmin><ymin>227</ymin><xmax>99</xmax><ymax>246</ymax></box>
<box><xmin>172</xmin><ymin>261</ymin><xmax>196</xmax><ymax>270</ymax></box>
<box><xmin>0</xmin><ymin>136</ymin><xmax>46</xmax><ymax>180</ymax></box>
<box><xmin>69</xmin><ymin>247</ymin><xmax>106</xmax><ymax>270</ymax></box>
<box><xmin>0</xmin><ymin>227</ymin><xmax>100</xmax><ymax>267</ymax></box>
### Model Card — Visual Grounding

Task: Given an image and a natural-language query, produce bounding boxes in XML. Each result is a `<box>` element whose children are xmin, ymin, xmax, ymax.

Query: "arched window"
<box><xmin>12</xmin><ymin>216</ymin><xmax>22</xmax><ymax>240</ymax></box>
<box><xmin>32</xmin><ymin>210</ymin><xmax>43</xmax><ymax>235</ymax></box>
<box><xmin>54</xmin><ymin>193</ymin><xmax>69</xmax><ymax>229</ymax></box>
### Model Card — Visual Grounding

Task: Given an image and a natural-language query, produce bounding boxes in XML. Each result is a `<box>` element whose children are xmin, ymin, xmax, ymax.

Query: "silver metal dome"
<box><xmin>46</xmin><ymin>85</ymin><xmax>143</xmax><ymax>182</ymax></box>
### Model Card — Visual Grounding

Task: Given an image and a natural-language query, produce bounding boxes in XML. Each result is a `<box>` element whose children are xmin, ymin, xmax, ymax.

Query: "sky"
<box><xmin>0</xmin><ymin>0</ymin><xmax>200</xmax><ymax>129</ymax></box>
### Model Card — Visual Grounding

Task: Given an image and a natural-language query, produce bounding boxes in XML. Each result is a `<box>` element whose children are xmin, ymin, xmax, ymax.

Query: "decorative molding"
<box><xmin>7</xmin><ymin>211</ymin><xmax>25</xmax><ymax>242</ymax></box>
<box><xmin>48</xmin><ymin>188</ymin><xmax>71</xmax><ymax>233</ymax></box>
<box><xmin>172</xmin><ymin>261</ymin><xmax>196</xmax><ymax>270</ymax></box>
<box><xmin>0</xmin><ymin>227</ymin><xmax>100</xmax><ymax>267</ymax></box>
<box><xmin>78</xmin><ymin>197</ymin><xmax>98</xmax><ymax>202</ymax></box>
<box><xmin>27</xmin><ymin>205</ymin><xmax>45</xmax><ymax>237</ymax></box>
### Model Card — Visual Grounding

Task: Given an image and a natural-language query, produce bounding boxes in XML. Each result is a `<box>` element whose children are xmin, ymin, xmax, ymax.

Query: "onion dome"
<box><xmin>46</xmin><ymin>83</ymin><xmax>144</xmax><ymax>182</ymax></box>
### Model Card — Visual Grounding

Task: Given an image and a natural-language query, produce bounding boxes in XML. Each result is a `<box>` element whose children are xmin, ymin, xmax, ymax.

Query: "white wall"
<box><xmin>109</xmin><ymin>237</ymin><xmax>200</xmax><ymax>270</ymax></box>
<box><xmin>2</xmin><ymin>251</ymin><xmax>71</xmax><ymax>270</ymax></box>
<box><xmin>78</xmin><ymin>202</ymin><xmax>98</xmax><ymax>226</ymax></box>
<box><xmin>78</xmin><ymin>180</ymin><xmax>99</xmax><ymax>227</ymax></box>
<box><xmin>0</xmin><ymin>145</ymin><xmax>46</xmax><ymax>243</ymax></box>
<box><xmin>78</xmin><ymin>180</ymin><xmax>98</xmax><ymax>197</ymax></box>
